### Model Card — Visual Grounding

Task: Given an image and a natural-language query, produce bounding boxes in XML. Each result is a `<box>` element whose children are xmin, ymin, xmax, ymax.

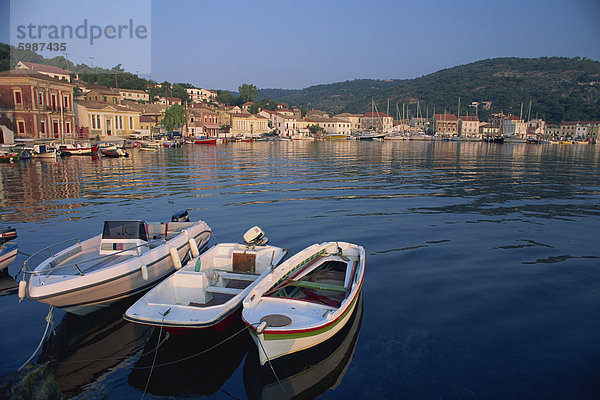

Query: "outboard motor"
<box><xmin>0</xmin><ymin>227</ymin><xmax>17</xmax><ymax>244</ymax></box>
<box><xmin>243</xmin><ymin>226</ymin><xmax>268</xmax><ymax>246</ymax></box>
<box><xmin>171</xmin><ymin>210</ymin><xmax>190</xmax><ymax>222</ymax></box>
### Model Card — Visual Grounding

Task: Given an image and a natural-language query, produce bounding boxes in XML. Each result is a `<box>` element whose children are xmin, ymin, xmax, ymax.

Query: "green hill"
<box><xmin>259</xmin><ymin>57</ymin><xmax>600</xmax><ymax>124</ymax></box>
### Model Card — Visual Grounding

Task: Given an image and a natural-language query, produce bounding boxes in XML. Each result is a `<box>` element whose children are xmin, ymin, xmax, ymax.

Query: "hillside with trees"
<box><xmin>259</xmin><ymin>57</ymin><xmax>600</xmax><ymax>123</ymax></box>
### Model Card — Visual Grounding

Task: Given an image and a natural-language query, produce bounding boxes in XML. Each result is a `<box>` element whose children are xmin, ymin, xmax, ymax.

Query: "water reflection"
<box><xmin>1</xmin><ymin>142</ymin><xmax>599</xmax><ymax>223</ymax></box>
<box><xmin>128</xmin><ymin>319</ymin><xmax>250</xmax><ymax>396</ymax></box>
<box><xmin>243</xmin><ymin>296</ymin><xmax>363</xmax><ymax>400</ymax></box>
<box><xmin>37</xmin><ymin>295</ymin><xmax>150</xmax><ymax>398</ymax></box>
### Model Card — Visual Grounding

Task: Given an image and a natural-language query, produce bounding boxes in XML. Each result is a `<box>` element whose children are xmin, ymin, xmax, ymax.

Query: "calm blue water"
<box><xmin>1</xmin><ymin>141</ymin><xmax>599</xmax><ymax>399</ymax></box>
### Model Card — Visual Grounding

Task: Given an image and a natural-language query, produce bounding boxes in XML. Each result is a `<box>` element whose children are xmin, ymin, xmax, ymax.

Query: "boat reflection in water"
<box><xmin>0</xmin><ymin>270</ymin><xmax>18</xmax><ymax>296</ymax></box>
<box><xmin>37</xmin><ymin>295</ymin><xmax>151</xmax><ymax>398</ymax></box>
<box><xmin>128</xmin><ymin>318</ymin><xmax>250</xmax><ymax>396</ymax></box>
<box><xmin>244</xmin><ymin>295</ymin><xmax>363</xmax><ymax>400</ymax></box>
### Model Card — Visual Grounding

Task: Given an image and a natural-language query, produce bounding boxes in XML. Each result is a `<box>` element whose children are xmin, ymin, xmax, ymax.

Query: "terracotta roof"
<box><xmin>0</xmin><ymin>69</ymin><xmax>73</xmax><ymax>84</ymax></box>
<box><xmin>363</xmin><ymin>112</ymin><xmax>392</xmax><ymax>118</ymax></box>
<box><xmin>460</xmin><ymin>116</ymin><xmax>479</xmax><ymax>122</ymax></box>
<box><xmin>434</xmin><ymin>114</ymin><xmax>458</xmax><ymax>121</ymax></box>
<box><xmin>18</xmin><ymin>61</ymin><xmax>71</xmax><ymax>75</ymax></box>
<box><xmin>140</xmin><ymin>115</ymin><xmax>155</xmax><ymax>122</ymax></box>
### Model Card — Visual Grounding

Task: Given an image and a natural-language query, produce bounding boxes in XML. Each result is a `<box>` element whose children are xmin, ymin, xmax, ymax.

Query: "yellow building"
<box><xmin>76</xmin><ymin>100</ymin><xmax>141</xmax><ymax>138</ymax></box>
<box><xmin>230</xmin><ymin>113</ymin><xmax>269</xmax><ymax>137</ymax></box>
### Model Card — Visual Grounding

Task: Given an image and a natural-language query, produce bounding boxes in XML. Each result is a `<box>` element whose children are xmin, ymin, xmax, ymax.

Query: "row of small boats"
<box><xmin>16</xmin><ymin>211</ymin><xmax>365</xmax><ymax>365</ymax></box>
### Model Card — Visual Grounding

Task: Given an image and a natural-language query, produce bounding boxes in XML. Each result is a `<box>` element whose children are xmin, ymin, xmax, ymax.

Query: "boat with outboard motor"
<box><xmin>242</xmin><ymin>241</ymin><xmax>365</xmax><ymax>365</ymax></box>
<box><xmin>19</xmin><ymin>210</ymin><xmax>211</xmax><ymax>315</ymax></box>
<box><xmin>0</xmin><ymin>227</ymin><xmax>18</xmax><ymax>271</ymax></box>
<box><xmin>124</xmin><ymin>226</ymin><xmax>288</xmax><ymax>332</ymax></box>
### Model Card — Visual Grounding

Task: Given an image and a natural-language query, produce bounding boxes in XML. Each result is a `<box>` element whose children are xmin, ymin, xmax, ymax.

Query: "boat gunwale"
<box><xmin>25</xmin><ymin>229</ymin><xmax>211</xmax><ymax>301</ymax></box>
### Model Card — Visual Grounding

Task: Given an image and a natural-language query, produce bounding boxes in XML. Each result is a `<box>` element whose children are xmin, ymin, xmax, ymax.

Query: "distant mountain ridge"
<box><xmin>259</xmin><ymin>57</ymin><xmax>600</xmax><ymax>123</ymax></box>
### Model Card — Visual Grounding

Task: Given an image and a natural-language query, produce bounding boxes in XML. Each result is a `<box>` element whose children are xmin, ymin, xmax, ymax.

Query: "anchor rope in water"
<box><xmin>140</xmin><ymin>308</ymin><xmax>169</xmax><ymax>400</ymax></box>
<box><xmin>18</xmin><ymin>305</ymin><xmax>54</xmax><ymax>371</ymax></box>
<box><xmin>255</xmin><ymin>326</ymin><xmax>288</xmax><ymax>399</ymax></box>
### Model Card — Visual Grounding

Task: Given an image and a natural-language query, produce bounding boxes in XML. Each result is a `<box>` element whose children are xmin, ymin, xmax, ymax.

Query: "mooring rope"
<box><xmin>18</xmin><ymin>305</ymin><xmax>54</xmax><ymax>371</ymax></box>
<box><xmin>255</xmin><ymin>329</ymin><xmax>288</xmax><ymax>399</ymax></box>
<box><xmin>141</xmin><ymin>308</ymin><xmax>169</xmax><ymax>400</ymax></box>
<box><xmin>131</xmin><ymin>323</ymin><xmax>250</xmax><ymax>370</ymax></box>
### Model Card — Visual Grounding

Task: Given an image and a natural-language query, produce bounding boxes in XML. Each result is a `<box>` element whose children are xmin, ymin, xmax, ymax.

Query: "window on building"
<box><xmin>129</xmin><ymin>116</ymin><xmax>133</xmax><ymax>129</ymax></box>
<box><xmin>14</xmin><ymin>90</ymin><xmax>23</xmax><ymax>105</ymax></box>
<box><xmin>65</xmin><ymin>121</ymin><xmax>71</xmax><ymax>133</ymax></box>
<box><xmin>17</xmin><ymin>120</ymin><xmax>25</xmax><ymax>134</ymax></box>
<box><xmin>40</xmin><ymin>120</ymin><xmax>46</xmax><ymax>134</ymax></box>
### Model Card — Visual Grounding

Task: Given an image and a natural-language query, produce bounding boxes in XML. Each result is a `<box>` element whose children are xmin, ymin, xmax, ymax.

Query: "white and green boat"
<box><xmin>242</xmin><ymin>241</ymin><xmax>365</xmax><ymax>365</ymax></box>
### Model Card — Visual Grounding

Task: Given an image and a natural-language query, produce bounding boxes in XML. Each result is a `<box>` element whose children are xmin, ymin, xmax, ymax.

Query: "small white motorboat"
<box><xmin>124</xmin><ymin>226</ymin><xmax>288</xmax><ymax>332</ymax></box>
<box><xmin>242</xmin><ymin>241</ymin><xmax>365</xmax><ymax>365</ymax></box>
<box><xmin>19</xmin><ymin>210</ymin><xmax>211</xmax><ymax>315</ymax></box>
<box><xmin>0</xmin><ymin>227</ymin><xmax>18</xmax><ymax>271</ymax></box>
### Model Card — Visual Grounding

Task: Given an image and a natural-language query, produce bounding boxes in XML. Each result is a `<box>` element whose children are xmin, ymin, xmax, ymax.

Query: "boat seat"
<box><xmin>217</xmin><ymin>271</ymin><xmax>258</xmax><ymax>281</ymax></box>
<box><xmin>204</xmin><ymin>286</ymin><xmax>242</xmax><ymax>295</ymax></box>
<box><xmin>289</xmin><ymin>280</ymin><xmax>346</xmax><ymax>292</ymax></box>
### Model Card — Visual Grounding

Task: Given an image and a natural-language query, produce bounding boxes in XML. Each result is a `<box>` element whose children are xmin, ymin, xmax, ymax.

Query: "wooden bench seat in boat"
<box><xmin>289</xmin><ymin>280</ymin><xmax>346</xmax><ymax>292</ymax></box>
<box><xmin>216</xmin><ymin>271</ymin><xmax>259</xmax><ymax>281</ymax></box>
<box><xmin>204</xmin><ymin>286</ymin><xmax>243</xmax><ymax>296</ymax></box>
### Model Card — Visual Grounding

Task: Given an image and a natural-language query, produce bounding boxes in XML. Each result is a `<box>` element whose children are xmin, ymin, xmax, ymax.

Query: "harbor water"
<box><xmin>1</xmin><ymin>140</ymin><xmax>599</xmax><ymax>399</ymax></box>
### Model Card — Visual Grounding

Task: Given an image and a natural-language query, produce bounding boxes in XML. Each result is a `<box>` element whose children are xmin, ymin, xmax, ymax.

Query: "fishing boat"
<box><xmin>56</xmin><ymin>142</ymin><xmax>99</xmax><ymax>156</ymax></box>
<box><xmin>193</xmin><ymin>138</ymin><xmax>217</xmax><ymax>145</ymax></box>
<box><xmin>243</xmin><ymin>294</ymin><xmax>363</xmax><ymax>399</ymax></box>
<box><xmin>242</xmin><ymin>241</ymin><xmax>365</xmax><ymax>365</ymax></box>
<box><xmin>0</xmin><ymin>151</ymin><xmax>20</xmax><ymax>163</ymax></box>
<box><xmin>19</xmin><ymin>210</ymin><xmax>212</xmax><ymax>315</ymax></box>
<box><xmin>0</xmin><ymin>227</ymin><xmax>18</xmax><ymax>271</ymax></box>
<box><xmin>100</xmin><ymin>147</ymin><xmax>129</xmax><ymax>157</ymax></box>
<box><xmin>31</xmin><ymin>144</ymin><xmax>57</xmax><ymax>159</ymax></box>
<box><xmin>124</xmin><ymin>226</ymin><xmax>288</xmax><ymax>332</ymax></box>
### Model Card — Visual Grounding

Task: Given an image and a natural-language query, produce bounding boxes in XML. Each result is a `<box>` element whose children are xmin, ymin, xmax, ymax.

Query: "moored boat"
<box><xmin>242</xmin><ymin>241</ymin><xmax>365</xmax><ymax>365</ymax></box>
<box><xmin>124</xmin><ymin>226</ymin><xmax>288</xmax><ymax>332</ymax></box>
<box><xmin>194</xmin><ymin>138</ymin><xmax>217</xmax><ymax>145</ymax></box>
<box><xmin>19</xmin><ymin>210</ymin><xmax>212</xmax><ymax>315</ymax></box>
<box><xmin>0</xmin><ymin>227</ymin><xmax>18</xmax><ymax>271</ymax></box>
<box><xmin>100</xmin><ymin>147</ymin><xmax>129</xmax><ymax>157</ymax></box>
<box><xmin>31</xmin><ymin>144</ymin><xmax>57</xmax><ymax>159</ymax></box>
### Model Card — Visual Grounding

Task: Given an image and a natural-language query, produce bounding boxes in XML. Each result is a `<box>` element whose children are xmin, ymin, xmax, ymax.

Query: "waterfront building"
<box><xmin>432</xmin><ymin>113</ymin><xmax>459</xmax><ymax>136</ymax></box>
<box><xmin>16</xmin><ymin>61</ymin><xmax>72</xmax><ymax>82</ymax></box>
<box><xmin>0</xmin><ymin>69</ymin><xmax>76</xmax><ymax>139</ymax></box>
<box><xmin>526</xmin><ymin>119</ymin><xmax>546</xmax><ymax>138</ymax></box>
<box><xmin>335</xmin><ymin>113</ymin><xmax>363</xmax><ymax>131</ymax></box>
<box><xmin>118</xmin><ymin>88</ymin><xmax>149</xmax><ymax>103</ymax></box>
<box><xmin>230</xmin><ymin>113</ymin><xmax>269</xmax><ymax>137</ymax></box>
<box><xmin>186</xmin><ymin>107</ymin><xmax>220</xmax><ymax>137</ymax></box>
<box><xmin>479</xmin><ymin>123</ymin><xmax>500</xmax><ymax>137</ymax></box>
<box><xmin>242</xmin><ymin>102</ymin><xmax>254</xmax><ymax>112</ymax></box>
<box><xmin>502</xmin><ymin>115</ymin><xmax>527</xmax><ymax>138</ymax></box>
<box><xmin>306</xmin><ymin>117</ymin><xmax>352</xmax><ymax>136</ymax></box>
<box><xmin>76</xmin><ymin>100</ymin><xmax>141</xmax><ymax>139</ymax></box>
<box><xmin>459</xmin><ymin>115</ymin><xmax>481</xmax><ymax>138</ymax></box>
<box><xmin>361</xmin><ymin>112</ymin><xmax>393</xmax><ymax>132</ymax></box>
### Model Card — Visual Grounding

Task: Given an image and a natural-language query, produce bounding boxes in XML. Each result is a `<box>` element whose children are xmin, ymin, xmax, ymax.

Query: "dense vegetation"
<box><xmin>259</xmin><ymin>57</ymin><xmax>600</xmax><ymax>123</ymax></box>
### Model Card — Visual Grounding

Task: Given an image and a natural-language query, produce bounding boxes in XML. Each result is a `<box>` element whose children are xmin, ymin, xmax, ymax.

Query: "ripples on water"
<box><xmin>1</xmin><ymin>141</ymin><xmax>600</xmax><ymax>399</ymax></box>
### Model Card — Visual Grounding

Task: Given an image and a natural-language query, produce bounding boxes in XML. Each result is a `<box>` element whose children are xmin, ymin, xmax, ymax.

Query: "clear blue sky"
<box><xmin>2</xmin><ymin>0</ymin><xmax>599</xmax><ymax>90</ymax></box>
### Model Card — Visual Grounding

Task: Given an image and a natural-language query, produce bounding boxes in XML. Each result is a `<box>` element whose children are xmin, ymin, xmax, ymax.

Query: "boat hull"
<box><xmin>124</xmin><ymin>243</ymin><xmax>288</xmax><ymax>332</ymax></box>
<box><xmin>0</xmin><ymin>242</ymin><xmax>18</xmax><ymax>271</ymax></box>
<box><xmin>26</xmin><ymin>222</ymin><xmax>211</xmax><ymax>315</ymax></box>
<box><xmin>242</xmin><ymin>241</ymin><xmax>365</xmax><ymax>365</ymax></box>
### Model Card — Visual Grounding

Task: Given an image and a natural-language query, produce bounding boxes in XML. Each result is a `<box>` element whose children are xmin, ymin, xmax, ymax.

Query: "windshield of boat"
<box><xmin>102</xmin><ymin>221</ymin><xmax>148</xmax><ymax>241</ymax></box>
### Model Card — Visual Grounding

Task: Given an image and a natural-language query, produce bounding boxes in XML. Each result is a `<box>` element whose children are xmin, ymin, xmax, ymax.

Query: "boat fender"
<box><xmin>18</xmin><ymin>280</ymin><xmax>27</xmax><ymax>300</ymax></box>
<box><xmin>170</xmin><ymin>247</ymin><xmax>182</xmax><ymax>270</ymax></box>
<box><xmin>189</xmin><ymin>238</ymin><xmax>199</xmax><ymax>258</ymax></box>
<box><xmin>141</xmin><ymin>265</ymin><xmax>149</xmax><ymax>281</ymax></box>
<box><xmin>257</xmin><ymin>321</ymin><xmax>267</xmax><ymax>334</ymax></box>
